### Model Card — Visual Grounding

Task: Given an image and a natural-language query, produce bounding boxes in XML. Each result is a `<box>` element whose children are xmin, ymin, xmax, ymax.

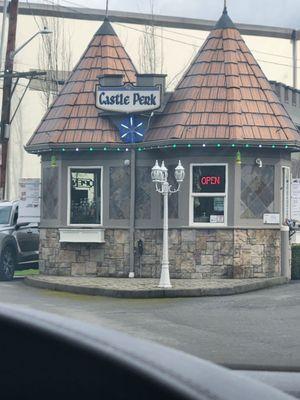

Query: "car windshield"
<box><xmin>0</xmin><ymin>206</ymin><xmax>12</xmax><ymax>225</ymax></box>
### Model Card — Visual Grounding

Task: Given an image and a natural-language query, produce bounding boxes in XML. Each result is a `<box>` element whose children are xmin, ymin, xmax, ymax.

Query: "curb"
<box><xmin>24</xmin><ymin>276</ymin><xmax>288</xmax><ymax>298</ymax></box>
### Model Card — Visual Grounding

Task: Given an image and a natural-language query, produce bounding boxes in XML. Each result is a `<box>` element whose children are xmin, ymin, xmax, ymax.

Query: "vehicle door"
<box><xmin>15</xmin><ymin>223</ymin><xmax>39</xmax><ymax>254</ymax></box>
<box><xmin>25</xmin><ymin>223</ymin><xmax>39</xmax><ymax>252</ymax></box>
<box><xmin>12</xmin><ymin>206</ymin><xmax>38</xmax><ymax>254</ymax></box>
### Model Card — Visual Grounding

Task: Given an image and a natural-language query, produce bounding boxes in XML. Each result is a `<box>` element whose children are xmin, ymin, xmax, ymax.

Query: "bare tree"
<box><xmin>38</xmin><ymin>9</ymin><xmax>72</xmax><ymax>110</ymax></box>
<box><xmin>138</xmin><ymin>0</ymin><xmax>164</xmax><ymax>74</ymax></box>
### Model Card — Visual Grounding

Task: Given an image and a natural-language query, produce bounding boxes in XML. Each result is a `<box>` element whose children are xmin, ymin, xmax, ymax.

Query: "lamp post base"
<box><xmin>158</xmin><ymin>262</ymin><xmax>172</xmax><ymax>288</ymax></box>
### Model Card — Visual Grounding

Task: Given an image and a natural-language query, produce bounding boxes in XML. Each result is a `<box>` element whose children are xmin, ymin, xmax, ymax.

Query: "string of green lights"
<box><xmin>36</xmin><ymin>142</ymin><xmax>290</xmax><ymax>155</ymax></box>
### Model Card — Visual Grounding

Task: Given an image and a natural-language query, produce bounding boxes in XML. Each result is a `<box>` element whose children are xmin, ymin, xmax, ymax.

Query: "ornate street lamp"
<box><xmin>151</xmin><ymin>160</ymin><xmax>185</xmax><ymax>288</ymax></box>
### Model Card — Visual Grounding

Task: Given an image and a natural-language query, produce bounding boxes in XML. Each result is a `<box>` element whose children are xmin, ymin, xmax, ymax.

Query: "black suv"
<box><xmin>0</xmin><ymin>200</ymin><xmax>39</xmax><ymax>280</ymax></box>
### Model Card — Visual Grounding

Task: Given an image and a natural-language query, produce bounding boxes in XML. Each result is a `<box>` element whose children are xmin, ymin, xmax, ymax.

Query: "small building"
<box><xmin>26</xmin><ymin>8</ymin><xmax>300</xmax><ymax>279</ymax></box>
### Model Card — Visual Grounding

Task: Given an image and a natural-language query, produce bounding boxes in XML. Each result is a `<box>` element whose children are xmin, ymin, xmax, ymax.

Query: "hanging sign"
<box><xmin>95</xmin><ymin>84</ymin><xmax>161</xmax><ymax>113</ymax></box>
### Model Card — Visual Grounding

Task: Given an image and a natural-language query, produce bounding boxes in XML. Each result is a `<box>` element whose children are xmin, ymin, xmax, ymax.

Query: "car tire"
<box><xmin>0</xmin><ymin>246</ymin><xmax>16</xmax><ymax>281</ymax></box>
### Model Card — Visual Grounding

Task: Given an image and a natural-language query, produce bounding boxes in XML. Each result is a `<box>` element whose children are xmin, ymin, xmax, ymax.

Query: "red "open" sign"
<box><xmin>201</xmin><ymin>176</ymin><xmax>221</xmax><ymax>185</ymax></box>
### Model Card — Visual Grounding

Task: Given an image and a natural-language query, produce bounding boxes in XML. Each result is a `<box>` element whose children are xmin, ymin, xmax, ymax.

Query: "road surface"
<box><xmin>0</xmin><ymin>279</ymin><xmax>299</xmax><ymax>369</ymax></box>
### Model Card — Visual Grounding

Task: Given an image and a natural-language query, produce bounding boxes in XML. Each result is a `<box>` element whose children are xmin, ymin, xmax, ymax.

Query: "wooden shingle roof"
<box><xmin>146</xmin><ymin>8</ymin><xmax>300</xmax><ymax>145</ymax></box>
<box><xmin>26</xmin><ymin>19</ymin><xmax>137</xmax><ymax>150</ymax></box>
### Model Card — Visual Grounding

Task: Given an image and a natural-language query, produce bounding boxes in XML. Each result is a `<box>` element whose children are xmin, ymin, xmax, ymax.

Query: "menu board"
<box><xmin>292</xmin><ymin>178</ymin><xmax>300</xmax><ymax>221</ymax></box>
<box><xmin>18</xmin><ymin>178</ymin><xmax>41</xmax><ymax>223</ymax></box>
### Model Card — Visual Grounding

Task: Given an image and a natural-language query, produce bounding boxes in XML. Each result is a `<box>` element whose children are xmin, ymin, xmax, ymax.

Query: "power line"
<box><xmin>166</xmin><ymin>51</ymin><xmax>197</xmax><ymax>89</ymax></box>
<box><xmin>54</xmin><ymin>0</ymin><xmax>300</xmax><ymax>62</ymax></box>
<box><xmin>13</xmin><ymin>0</ymin><xmax>300</xmax><ymax>76</ymax></box>
<box><xmin>161</xmin><ymin>26</ymin><xmax>296</xmax><ymax>61</ymax></box>
<box><xmin>25</xmin><ymin>0</ymin><xmax>43</xmax><ymax>31</ymax></box>
<box><xmin>115</xmin><ymin>22</ymin><xmax>300</xmax><ymax>69</ymax></box>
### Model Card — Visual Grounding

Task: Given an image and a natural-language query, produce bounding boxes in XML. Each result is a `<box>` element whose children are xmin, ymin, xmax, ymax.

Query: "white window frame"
<box><xmin>67</xmin><ymin>166</ymin><xmax>103</xmax><ymax>227</ymax></box>
<box><xmin>281</xmin><ymin>166</ymin><xmax>291</xmax><ymax>223</ymax></box>
<box><xmin>189</xmin><ymin>163</ymin><xmax>228</xmax><ymax>227</ymax></box>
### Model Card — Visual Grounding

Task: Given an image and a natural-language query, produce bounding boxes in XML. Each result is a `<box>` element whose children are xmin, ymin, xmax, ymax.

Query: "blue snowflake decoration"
<box><xmin>118</xmin><ymin>115</ymin><xmax>146</xmax><ymax>143</ymax></box>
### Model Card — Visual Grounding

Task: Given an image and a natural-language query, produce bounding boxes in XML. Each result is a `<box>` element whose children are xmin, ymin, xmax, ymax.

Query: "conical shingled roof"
<box><xmin>146</xmin><ymin>8</ymin><xmax>300</xmax><ymax>145</ymax></box>
<box><xmin>26</xmin><ymin>19</ymin><xmax>137</xmax><ymax>150</ymax></box>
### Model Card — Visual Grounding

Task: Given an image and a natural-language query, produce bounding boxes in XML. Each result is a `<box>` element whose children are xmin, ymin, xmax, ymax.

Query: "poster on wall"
<box><xmin>263</xmin><ymin>213</ymin><xmax>280</xmax><ymax>224</ymax></box>
<box><xmin>292</xmin><ymin>178</ymin><xmax>300</xmax><ymax>221</ymax></box>
<box><xmin>18</xmin><ymin>178</ymin><xmax>41</xmax><ymax>223</ymax></box>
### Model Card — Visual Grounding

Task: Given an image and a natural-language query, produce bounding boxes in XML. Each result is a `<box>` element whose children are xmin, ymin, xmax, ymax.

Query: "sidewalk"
<box><xmin>24</xmin><ymin>275</ymin><xmax>288</xmax><ymax>298</ymax></box>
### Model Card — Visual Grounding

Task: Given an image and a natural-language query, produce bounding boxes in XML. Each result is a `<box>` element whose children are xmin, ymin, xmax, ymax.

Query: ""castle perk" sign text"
<box><xmin>95</xmin><ymin>85</ymin><xmax>161</xmax><ymax>113</ymax></box>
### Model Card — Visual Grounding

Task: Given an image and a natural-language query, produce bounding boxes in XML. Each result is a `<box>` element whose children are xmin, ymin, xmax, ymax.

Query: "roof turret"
<box><xmin>26</xmin><ymin>18</ymin><xmax>137</xmax><ymax>150</ymax></box>
<box><xmin>146</xmin><ymin>8</ymin><xmax>300</xmax><ymax>146</ymax></box>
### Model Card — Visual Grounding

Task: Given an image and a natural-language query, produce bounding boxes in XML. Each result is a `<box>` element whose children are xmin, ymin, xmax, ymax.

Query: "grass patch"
<box><xmin>15</xmin><ymin>269</ymin><xmax>39</xmax><ymax>277</ymax></box>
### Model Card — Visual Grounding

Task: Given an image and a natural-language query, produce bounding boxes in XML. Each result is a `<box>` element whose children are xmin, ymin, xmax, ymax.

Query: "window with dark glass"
<box><xmin>284</xmin><ymin>87</ymin><xmax>289</xmax><ymax>103</ymax></box>
<box><xmin>191</xmin><ymin>165</ymin><xmax>226</xmax><ymax>224</ymax></box>
<box><xmin>292</xmin><ymin>90</ymin><xmax>297</xmax><ymax>106</ymax></box>
<box><xmin>275</xmin><ymin>84</ymin><xmax>281</xmax><ymax>99</ymax></box>
<box><xmin>70</xmin><ymin>168</ymin><xmax>101</xmax><ymax>225</ymax></box>
<box><xmin>0</xmin><ymin>205</ymin><xmax>12</xmax><ymax>224</ymax></box>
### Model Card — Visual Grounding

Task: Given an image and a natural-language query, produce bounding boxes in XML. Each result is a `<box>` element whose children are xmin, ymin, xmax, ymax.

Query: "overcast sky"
<box><xmin>56</xmin><ymin>0</ymin><xmax>300</xmax><ymax>29</ymax></box>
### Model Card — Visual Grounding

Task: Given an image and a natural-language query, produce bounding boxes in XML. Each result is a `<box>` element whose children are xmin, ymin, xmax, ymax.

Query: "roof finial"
<box><xmin>224</xmin><ymin>0</ymin><xmax>227</xmax><ymax>12</ymax></box>
<box><xmin>105</xmin><ymin>0</ymin><xmax>109</xmax><ymax>18</ymax></box>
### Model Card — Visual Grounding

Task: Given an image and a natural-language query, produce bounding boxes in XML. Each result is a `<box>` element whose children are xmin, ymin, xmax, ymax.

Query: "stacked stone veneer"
<box><xmin>134</xmin><ymin>228</ymin><xmax>281</xmax><ymax>279</ymax></box>
<box><xmin>39</xmin><ymin>228</ymin><xmax>129</xmax><ymax>277</ymax></box>
<box><xmin>39</xmin><ymin>228</ymin><xmax>281</xmax><ymax>278</ymax></box>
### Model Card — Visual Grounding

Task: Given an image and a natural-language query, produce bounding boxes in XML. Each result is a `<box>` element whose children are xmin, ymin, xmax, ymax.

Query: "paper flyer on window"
<box><xmin>18</xmin><ymin>178</ymin><xmax>41</xmax><ymax>223</ymax></box>
<box><xmin>292</xmin><ymin>178</ymin><xmax>300</xmax><ymax>221</ymax></box>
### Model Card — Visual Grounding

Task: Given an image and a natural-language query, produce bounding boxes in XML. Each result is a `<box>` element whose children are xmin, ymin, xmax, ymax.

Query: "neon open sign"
<box><xmin>193</xmin><ymin>166</ymin><xmax>226</xmax><ymax>193</ymax></box>
<box><xmin>200</xmin><ymin>176</ymin><xmax>222</xmax><ymax>185</ymax></box>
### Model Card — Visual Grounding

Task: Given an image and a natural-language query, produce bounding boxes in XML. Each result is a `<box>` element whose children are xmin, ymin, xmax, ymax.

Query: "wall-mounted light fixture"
<box><xmin>255</xmin><ymin>158</ymin><xmax>262</xmax><ymax>168</ymax></box>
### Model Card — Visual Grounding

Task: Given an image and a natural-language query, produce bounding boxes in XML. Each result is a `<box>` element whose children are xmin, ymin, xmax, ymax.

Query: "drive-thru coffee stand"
<box><xmin>26</xmin><ymin>8</ymin><xmax>300</xmax><ymax>279</ymax></box>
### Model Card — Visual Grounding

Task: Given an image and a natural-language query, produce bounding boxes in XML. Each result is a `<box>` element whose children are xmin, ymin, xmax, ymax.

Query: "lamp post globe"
<box><xmin>175</xmin><ymin>160</ymin><xmax>185</xmax><ymax>183</ymax></box>
<box><xmin>151</xmin><ymin>160</ymin><xmax>162</xmax><ymax>183</ymax></box>
<box><xmin>160</xmin><ymin>160</ymin><xmax>168</xmax><ymax>182</ymax></box>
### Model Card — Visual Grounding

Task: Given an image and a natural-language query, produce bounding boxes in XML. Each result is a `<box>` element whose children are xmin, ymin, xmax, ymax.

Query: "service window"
<box><xmin>190</xmin><ymin>164</ymin><xmax>227</xmax><ymax>225</ymax></box>
<box><xmin>69</xmin><ymin>168</ymin><xmax>102</xmax><ymax>225</ymax></box>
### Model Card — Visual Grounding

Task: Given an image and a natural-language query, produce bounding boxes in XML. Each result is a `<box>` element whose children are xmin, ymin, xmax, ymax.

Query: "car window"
<box><xmin>0</xmin><ymin>206</ymin><xmax>12</xmax><ymax>224</ymax></box>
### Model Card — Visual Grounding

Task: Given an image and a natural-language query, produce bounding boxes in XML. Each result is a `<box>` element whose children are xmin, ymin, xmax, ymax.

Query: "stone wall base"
<box><xmin>39</xmin><ymin>228</ymin><xmax>281</xmax><ymax>279</ymax></box>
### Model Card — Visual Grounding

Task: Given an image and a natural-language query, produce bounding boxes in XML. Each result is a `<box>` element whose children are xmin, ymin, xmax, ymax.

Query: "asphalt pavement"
<box><xmin>1</xmin><ymin>279</ymin><xmax>300</xmax><ymax>370</ymax></box>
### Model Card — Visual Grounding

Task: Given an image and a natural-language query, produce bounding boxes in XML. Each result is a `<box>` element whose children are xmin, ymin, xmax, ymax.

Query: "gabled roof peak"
<box><xmin>96</xmin><ymin>17</ymin><xmax>116</xmax><ymax>36</ymax></box>
<box><xmin>214</xmin><ymin>6</ymin><xmax>236</xmax><ymax>30</ymax></box>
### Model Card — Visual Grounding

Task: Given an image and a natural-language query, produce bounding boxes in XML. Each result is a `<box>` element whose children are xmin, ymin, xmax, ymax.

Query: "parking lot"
<box><xmin>0</xmin><ymin>279</ymin><xmax>300</xmax><ymax>370</ymax></box>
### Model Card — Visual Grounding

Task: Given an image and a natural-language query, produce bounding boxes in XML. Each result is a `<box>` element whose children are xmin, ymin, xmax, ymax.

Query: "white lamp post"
<box><xmin>151</xmin><ymin>160</ymin><xmax>185</xmax><ymax>288</ymax></box>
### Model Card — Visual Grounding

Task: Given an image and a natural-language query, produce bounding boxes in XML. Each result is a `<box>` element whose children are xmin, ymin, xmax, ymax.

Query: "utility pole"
<box><xmin>292</xmin><ymin>30</ymin><xmax>298</xmax><ymax>89</ymax></box>
<box><xmin>0</xmin><ymin>0</ymin><xmax>19</xmax><ymax>199</ymax></box>
<box><xmin>0</xmin><ymin>0</ymin><xmax>9</xmax><ymax>71</ymax></box>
